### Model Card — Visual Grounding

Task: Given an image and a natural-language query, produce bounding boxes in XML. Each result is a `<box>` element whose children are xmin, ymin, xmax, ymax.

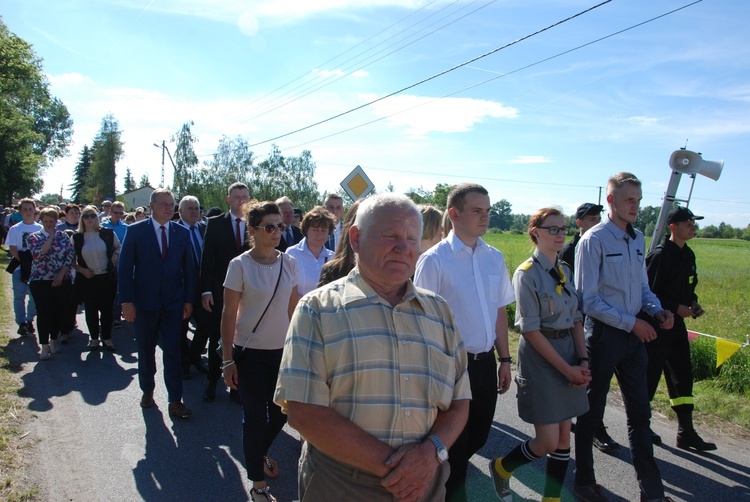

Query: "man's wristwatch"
<box><xmin>427</xmin><ymin>435</ymin><xmax>449</xmax><ymax>464</ymax></box>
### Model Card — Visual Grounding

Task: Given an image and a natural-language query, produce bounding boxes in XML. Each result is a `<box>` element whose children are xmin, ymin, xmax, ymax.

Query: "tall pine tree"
<box><xmin>86</xmin><ymin>114</ymin><xmax>123</xmax><ymax>203</ymax></box>
<box><xmin>69</xmin><ymin>145</ymin><xmax>92</xmax><ymax>204</ymax></box>
<box><xmin>123</xmin><ymin>166</ymin><xmax>136</xmax><ymax>192</ymax></box>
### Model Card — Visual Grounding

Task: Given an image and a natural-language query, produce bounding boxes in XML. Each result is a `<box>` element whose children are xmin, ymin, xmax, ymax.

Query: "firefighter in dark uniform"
<box><xmin>560</xmin><ymin>203</ymin><xmax>603</xmax><ymax>269</ymax></box>
<box><xmin>560</xmin><ymin>202</ymin><xmax>621</xmax><ymax>453</ymax></box>
<box><xmin>642</xmin><ymin>206</ymin><xmax>716</xmax><ymax>451</ymax></box>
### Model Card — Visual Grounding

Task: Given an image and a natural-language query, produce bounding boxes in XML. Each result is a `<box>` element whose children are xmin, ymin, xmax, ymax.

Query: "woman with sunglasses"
<box><xmin>72</xmin><ymin>205</ymin><xmax>121</xmax><ymax>351</ymax></box>
<box><xmin>490</xmin><ymin>207</ymin><xmax>591</xmax><ymax>502</ymax></box>
<box><xmin>220</xmin><ymin>201</ymin><xmax>300</xmax><ymax>502</ymax></box>
<box><xmin>285</xmin><ymin>206</ymin><xmax>334</xmax><ymax>296</ymax></box>
<box><xmin>27</xmin><ymin>207</ymin><xmax>75</xmax><ymax>360</ymax></box>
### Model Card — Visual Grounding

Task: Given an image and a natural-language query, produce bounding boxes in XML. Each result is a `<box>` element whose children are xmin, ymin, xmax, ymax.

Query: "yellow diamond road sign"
<box><xmin>341</xmin><ymin>165</ymin><xmax>374</xmax><ymax>201</ymax></box>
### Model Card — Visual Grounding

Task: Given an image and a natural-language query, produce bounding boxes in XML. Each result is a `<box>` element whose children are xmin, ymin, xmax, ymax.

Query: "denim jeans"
<box><xmin>12</xmin><ymin>268</ymin><xmax>36</xmax><ymax>325</ymax></box>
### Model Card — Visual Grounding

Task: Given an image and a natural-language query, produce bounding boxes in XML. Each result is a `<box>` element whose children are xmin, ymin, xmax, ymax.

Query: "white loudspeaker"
<box><xmin>669</xmin><ymin>149</ymin><xmax>724</xmax><ymax>181</ymax></box>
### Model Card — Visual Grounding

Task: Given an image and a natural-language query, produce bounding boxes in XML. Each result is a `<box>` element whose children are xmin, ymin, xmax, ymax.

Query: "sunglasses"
<box><xmin>538</xmin><ymin>226</ymin><xmax>567</xmax><ymax>235</ymax></box>
<box><xmin>254</xmin><ymin>223</ymin><xmax>286</xmax><ymax>234</ymax></box>
<box><xmin>82</xmin><ymin>214</ymin><xmax>98</xmax><ymax>220</ymax></box>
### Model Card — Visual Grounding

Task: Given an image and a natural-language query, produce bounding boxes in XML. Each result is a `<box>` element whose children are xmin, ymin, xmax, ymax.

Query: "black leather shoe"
<box><xmin>203</xmin><ymin>381</ymin><xmax>217</xmax><ymax>402</ymax></box>
<box><xmin>593</xmin><ymin>426</ymin><xmax>620</xmax><ymax>452</ymax></box>
<box><xmin>651</xmin><ymin>429</ymin><xmax>662</xmax><ymax>445</ymax></box>
<box><xmin>573</xmin><ymin>483</ymin><xmax>610</xmax><ymax>502</ymax></box>
<box><xmin>676</xmin><ymin>430</ymin><xmax>717</xmax><ymax>451</ymax></box>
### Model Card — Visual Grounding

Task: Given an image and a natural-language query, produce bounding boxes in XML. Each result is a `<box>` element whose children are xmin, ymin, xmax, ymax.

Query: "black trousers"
<box><xmin>29</xmin><ymin>279</ymin><xmax>72</xmax><ymax>344</ymax></box>
<box><xmin>446</xmin><ymin>351</ymin><xmax>498</xmax><ymax>502</ymax></box>
<box><xmin>180</xmin><ymin>299</ymin><xmax>211</xmax><ymax>369</ymax></box>
<box><xmin>79</xmin><ymin>274</ymin><xmax>116</xmax><ymax>340</ymax></box>
<box><xmin>575</xmin><ymin>318</ymin><xmax>664</xmax><ymax>499</ymax></box>
<box><xmin>646</xmin><ymin>317</ymin><xmax>694</xmax><ymax>413</ymax></box>
<box><xmin>236</xmin><ymin>347</ymin><xmax>286</xmax><ymax>481</ymax></box>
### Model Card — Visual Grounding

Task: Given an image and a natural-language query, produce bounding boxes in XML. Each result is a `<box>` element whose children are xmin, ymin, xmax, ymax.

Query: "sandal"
<box><xmin>251</xmin><ymin>486</ymin><xmax>276</xmax><ymax>502</ymax></box>
<box><xmin>263</xmin><ymin>455</ymin><xmax>279</xmax><ymax>478</ymax></box>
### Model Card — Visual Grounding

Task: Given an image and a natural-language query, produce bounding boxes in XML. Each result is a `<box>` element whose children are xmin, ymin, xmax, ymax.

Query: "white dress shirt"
<box><xmin>414</xmin><ymin>231</ymin><xmax>515</xmax><ymax>354</ymax></box>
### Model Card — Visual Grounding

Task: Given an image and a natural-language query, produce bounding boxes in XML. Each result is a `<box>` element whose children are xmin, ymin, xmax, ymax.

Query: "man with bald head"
<box><xmin>275</xmin><ymin>193</ymin><xmax>470</xmax><ymax>502</ymax></box>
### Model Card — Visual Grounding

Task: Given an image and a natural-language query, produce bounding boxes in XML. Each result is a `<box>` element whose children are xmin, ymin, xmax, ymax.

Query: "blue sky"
<box><xmin>4</xmin><ymin>0</ymin><xmax>749</xmax><ymax>226</ymax></box>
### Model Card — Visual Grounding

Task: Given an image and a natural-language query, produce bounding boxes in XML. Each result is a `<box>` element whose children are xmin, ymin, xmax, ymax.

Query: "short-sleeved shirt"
<box><xmin>513</xmin><ymin>249</ymin><xmax>582</xmax><ymax>334</ymax></box>
<box><xmin>414</xmin><ymin>231</ymin><xmax>515</xmax><ymax>353</ymax></box>
<box><xmin>285</xmin><ymin>238</ymin><xmax>334</xmax><ymax>297</ymax></box>
<box><xmin>27</xmin><ymin>230</ymin><xmax>74</xmax><ymax>282</ymax></box>
<box><xmin>223</xmin><ymin>251</ymin><xmax>298</xmax><ymax>350</ymax></box>
<box><xmin>274</xmin><ymin>269</ymin><xmax>471</xmax><ymax>449</ymax></box>
<box><xmin>6</xmin><ymin>221</ymin><xmax>43</xmax><ymax>251</ymax></box>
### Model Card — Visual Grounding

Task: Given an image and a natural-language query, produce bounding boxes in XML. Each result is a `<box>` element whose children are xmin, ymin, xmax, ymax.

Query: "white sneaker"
<box><xmin>40</xmin><ymin>344</ymin><xmax>51</xmax><ymax>360</ymax></box>
<box><xmin>49</xmin><ymin>339</ymin><xmax>61</xmax><ymax>354</ymax></box>
<box><xmin>88</xmin><ymin>339</ymin><xmax>101</xmax><ymax>349</ymax></box>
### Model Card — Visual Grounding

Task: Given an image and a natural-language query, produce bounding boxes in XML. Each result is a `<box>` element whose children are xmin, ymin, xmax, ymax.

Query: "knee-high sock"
<box><xmin>543</xmin><ymin>448</ymin><xmax>570</xmax><ymax>499</ymax></box>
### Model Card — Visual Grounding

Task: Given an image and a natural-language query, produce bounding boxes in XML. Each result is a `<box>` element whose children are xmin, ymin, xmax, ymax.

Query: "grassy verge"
<box><xmin>0</xmin><ymin>250</ymin><xmax>37</xmax><ymax>500</ymax></box>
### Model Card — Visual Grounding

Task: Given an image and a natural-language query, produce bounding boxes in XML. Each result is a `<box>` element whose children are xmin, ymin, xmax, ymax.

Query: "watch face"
<box><xmin>437</xmin><ymin>448</ymin><xmax>449</xmax><ymax>462</ymax></box>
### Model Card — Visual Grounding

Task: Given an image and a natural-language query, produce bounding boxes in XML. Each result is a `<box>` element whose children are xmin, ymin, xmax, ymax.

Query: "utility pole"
<box><xmin>153</xmin><ymin>140</ymin><xmax>176</xmax><ymax>189</ymax></box>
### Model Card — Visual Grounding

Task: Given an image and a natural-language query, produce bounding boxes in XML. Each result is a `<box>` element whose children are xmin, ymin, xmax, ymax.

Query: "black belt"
<box><xmin>467</xmin><ymin>350</ymin><xmax>494</xmax><ymax>361</ymax></box>
<box><xmin>540</xmin><ymin>328</ymin><xmax>572</xmax><ymax>340</ymax></box>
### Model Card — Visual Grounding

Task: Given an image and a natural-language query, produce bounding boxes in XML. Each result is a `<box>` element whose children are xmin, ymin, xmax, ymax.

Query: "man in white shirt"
<box><xmin>324</xmin><ymin>193</ymin><xmax>345</xmax><ymax>251</ymax></box>
<box><xmin>6</xmin><ymin>198</ymin><xmax>42</xmax><ymax>336</ymax></box>
<box><xmin>415</xmin><ymin>183</ymin><xmax>515</xmax><ymax>502</ymax></box>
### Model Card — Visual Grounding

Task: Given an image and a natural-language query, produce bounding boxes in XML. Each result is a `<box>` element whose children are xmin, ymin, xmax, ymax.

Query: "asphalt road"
<box><xmin>10</xmin><ymin>315</ymin><xmax>750</xmax><ymax>502</ymax></box>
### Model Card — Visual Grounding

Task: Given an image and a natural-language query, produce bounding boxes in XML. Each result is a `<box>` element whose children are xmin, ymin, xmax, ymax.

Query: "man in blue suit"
<box><xmin>119</xmin><ymin>189</ymin><xmax>196</xmax><ymax>419</ymax></box>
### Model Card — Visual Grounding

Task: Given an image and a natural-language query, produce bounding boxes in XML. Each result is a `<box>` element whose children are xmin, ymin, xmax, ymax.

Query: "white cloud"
<box><xmin>507</xmin><ymin>156</ymin><xmax>552</xmax><ymax>165</ymax></box>
<box><xmin>362</xmin><ymin>93</ymin><xmax>518</xmax><ymax>138</ymax></box>
<box><xmin>47</xmin><ymin>72</ymin><xmax>94</xmax><ymax>86</ymax></box>
<box><xmin>623</xmin><ymin>116</ymin><xmax>660</xmax><ymax>126</ymax></box>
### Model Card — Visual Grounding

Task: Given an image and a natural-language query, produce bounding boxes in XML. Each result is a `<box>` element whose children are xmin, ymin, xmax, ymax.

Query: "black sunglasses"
<box><xmin>254</xmin><ymin>223</ymin><xmax>286</xmax><ymax>234</ymax></box>
<box><xmin>82</xmin><ymin>214</ymin><xmax>98</xmax><ymax>220</ymax></box>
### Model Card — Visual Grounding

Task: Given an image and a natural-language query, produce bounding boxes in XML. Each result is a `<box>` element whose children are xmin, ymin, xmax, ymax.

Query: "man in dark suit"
<box><xmin>118</xmin><ymin>189</ymin><xmax>196</xmax><ymax>418</ymax></box>
<box><xmin>177</xmin><ymin>195</ymin><xmax>209</xmax><ymax>379</ymax></box>
<box><xmin>275</xmin><ymin>196</ymin><xmax>303</xmax><ymax>252</ymax></box>
<box><xmin>200</xmin><ymin>182</ymin><xmax>250</xmax><ymax>401</ymax></box>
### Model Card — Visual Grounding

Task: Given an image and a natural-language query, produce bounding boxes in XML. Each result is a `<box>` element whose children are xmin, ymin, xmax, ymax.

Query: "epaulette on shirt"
<box><xmin>518</xmin><ymin>258</ymin><xmax>533</xmax><ymax>271</ymax></box>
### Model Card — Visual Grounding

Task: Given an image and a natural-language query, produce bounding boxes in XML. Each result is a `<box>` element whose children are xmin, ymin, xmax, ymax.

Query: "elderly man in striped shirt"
<box><xmin>275</xmin><ymin>193</ymin><xmax>470</xmax><ymax>502</ymax></box>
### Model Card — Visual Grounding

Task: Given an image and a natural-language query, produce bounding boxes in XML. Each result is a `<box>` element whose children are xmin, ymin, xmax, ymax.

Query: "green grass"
<box><xmin>486</xmin><ymin>233</ymin><xmax>750</xmax><ymax>430</ymax></box>
<box><xmin>0</xmin><ymin>251</ymin><xmax>38</xmax><ymax>500</ymax></box>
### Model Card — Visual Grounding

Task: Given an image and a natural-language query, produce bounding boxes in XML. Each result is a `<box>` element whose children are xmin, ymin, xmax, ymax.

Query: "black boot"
<box><xmin>676</xmin><ymin>411</ymin><xmax>716</xmax><ymax>451</ymax></box>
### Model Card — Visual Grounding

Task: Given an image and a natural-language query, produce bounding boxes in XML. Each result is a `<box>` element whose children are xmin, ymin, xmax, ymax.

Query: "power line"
<box><xmin>223</xmin><ymin>0</ymin><xmax>455</xmax><ymax>123</ymax></box>
<box><xmin>282</xmin><ymin>0</ymin><xmax>704</xmax><ymax>152</ymax></box>
<box><xmin>245</xmin><ymin>0</ymin><xmax>614</xmax><ymax>148</ymax></box>
<box><xmin>239</xmin><ymin>0</ymin><xmax>497</xmax><ymax>124</ymax></box>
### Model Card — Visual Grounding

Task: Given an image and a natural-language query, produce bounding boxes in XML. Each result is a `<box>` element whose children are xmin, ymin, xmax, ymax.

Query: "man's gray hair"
<box><xmin>179</xmin><ymin>195</ymin><xmax>200</xmax><ymax>211</ymax></box>
<box><xmin>354</xmin><ymin>193</ymin><xmax>422</xmax><ymax>239</ymax></box>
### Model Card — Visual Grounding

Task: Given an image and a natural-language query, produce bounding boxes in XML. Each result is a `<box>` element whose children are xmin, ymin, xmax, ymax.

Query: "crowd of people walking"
<box><xmin>1</xmin><ymin>173</ymin><xmax>715</xmax><ymax>502</ymax></box>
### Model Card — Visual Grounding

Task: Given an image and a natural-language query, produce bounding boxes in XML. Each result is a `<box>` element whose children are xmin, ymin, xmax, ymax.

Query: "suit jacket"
<box><xmin>178</xmin><ymin>219</ymin><xmax>206</xmax><ymax>271</ymax></box>
<box><xmin>276</xmin><ymin>224</ymin><xmax>303</xmax><ymax>253</ymax></box>
<box><xmin>200</xmin><ymin>211</ymin><xmax>250</xmax><ymax>298</ymax></box>
<box><xmin>118</xmin><ymin>219</ymin><xmax>196</xmax><ymax>312</ymax></box>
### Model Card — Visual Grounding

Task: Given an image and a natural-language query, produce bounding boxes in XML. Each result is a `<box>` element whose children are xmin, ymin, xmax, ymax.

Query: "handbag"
<box><xmin>217</xmin><ymin>253</ymin><xmax>284</xmax><ymax>359</ymax></box>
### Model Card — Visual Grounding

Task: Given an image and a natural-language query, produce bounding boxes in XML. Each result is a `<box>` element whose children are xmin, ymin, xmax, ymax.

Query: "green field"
<box><xmin>485</xmin><ymin>233</ymin><xmax>750</xmax><ymax>429</ymax></box>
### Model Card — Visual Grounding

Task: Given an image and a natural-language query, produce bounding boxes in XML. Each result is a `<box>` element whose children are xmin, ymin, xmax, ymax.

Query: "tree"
<box><xmin>405</xmin><ymin>183</ymin><xmax>454</xmax><ymax>209</ymax></box>
<box><xmin>123</xmin><ymin>166</ymin><xmax>136</xmax><ymax>192</ymax></box>
<box><xmin>69</xmin><ymin>145</ymin><xmax>92</xmax><ymax>204</ymax></box>
<box><xmin>138</xmin><ymin>174</ymin><xmax>150</xmax><ymax>188</ymax></box>
<box><xmin>636</xmin><ymin>205</ymin><xmax>661</xmax><ymax>233</ymax></box>
<box><xmin>86</xmin><ymin>114</ymin><xmax>123</xmax><ymax>202</ymax></box>
<box><xmin>171</xmin><ymin>120</ymin><xmax>198</xmax><ymax>198</ymax></box>
<box><xmin>490</xmin><ymin>199</ymin><xmax>513</xmax><ymax>230</ymax></box>
<box><xmin>250</xmin><ymin>145</ymin><xmax>320</xmax><ymax>211</ymax></box>
<box><xmin>0</xmin><ymin>19</ymin><xmax>73</xmax><ymax>205</ymax></box>
<box><xmin>39</xmin><ymin>193</ymin><xmax>60</xmax><ymax>206</ymax></box>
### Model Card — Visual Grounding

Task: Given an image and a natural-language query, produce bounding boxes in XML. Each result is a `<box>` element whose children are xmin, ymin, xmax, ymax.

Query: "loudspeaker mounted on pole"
<box><xmin>649</xmin><ymin>149</ymin><xmax>724</xmax><ymax>255</ymax></box>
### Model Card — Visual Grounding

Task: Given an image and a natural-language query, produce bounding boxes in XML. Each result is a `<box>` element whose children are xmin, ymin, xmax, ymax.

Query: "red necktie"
<box><xmin>160</xmin><ymin>225</ymin><xmax>168</xmax><ymax>259</ymax></box>
<box><xmin>235</xmin><ymin>218</ymin><xmax>242</xmax><ymax>250</ymax></box>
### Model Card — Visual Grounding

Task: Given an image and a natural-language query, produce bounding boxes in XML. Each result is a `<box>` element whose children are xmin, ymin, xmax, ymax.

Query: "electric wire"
<box><xmin>245</xmin><ymin>0</ymin><xmax>614</xmax><ymax>148</ymax></box>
